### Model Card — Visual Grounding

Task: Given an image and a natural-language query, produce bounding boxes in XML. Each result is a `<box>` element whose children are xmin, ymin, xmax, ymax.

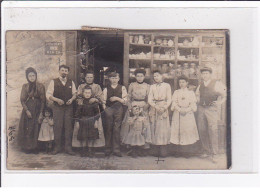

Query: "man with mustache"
<box><xmin>46</xmin><ymin>65</ymin><xmax>77</xmax><ymax>155</ymax></box>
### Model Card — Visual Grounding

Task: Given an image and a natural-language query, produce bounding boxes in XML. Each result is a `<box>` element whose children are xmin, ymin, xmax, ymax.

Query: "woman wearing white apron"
<box><xmin>148</xmin><ymin>70</ymin><xmax>172</xmax><ymax>157</ymax></box>
<box><xmin>170</xmin><ymin>75</ymin><xmax>199</xmax><ymax>157</ymax></box>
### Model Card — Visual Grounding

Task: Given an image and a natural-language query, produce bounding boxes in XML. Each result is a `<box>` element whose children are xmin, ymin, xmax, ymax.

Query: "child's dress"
<box><xmin>170</xmin><ymin>88</ymin><xmax>199</xmax><ymax>145</ymax></box>
<box><xmin>38</xmin><ymin>118</ymin><xmax>54</xmax><ymax>141</ymax></box>
<box><xmin>148</xmin><ymin>82</ymin><xmax>172</xmax><ymax>145</ymax></box>
<box><xmin>74</xmin><ymin>99</ymin><xmax>101</xmax><ymax>144</ymax></box>
<box><xmin>120</xmin><ymin>82</ymin><xmax>151</xmax><ymax>145</ymax></box>
<box><xmin>122</xmin><ymin>116</ymin><xmax>148</xmax><ymax>146</ymax></box>
<box><xmin>72</xmin><ymin>83</ymin><xmax>105</xmax><ymax>148</ymax></box>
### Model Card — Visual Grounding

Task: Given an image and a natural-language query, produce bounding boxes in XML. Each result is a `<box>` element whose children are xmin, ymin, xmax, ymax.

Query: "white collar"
<box><xmin>111</xmin><ymin>84</ymin><xmax>118</xmax><ymax>89</ymax></box>
<box><xmin>204</xmin><ymin>79</ymin><xmax>212</xmax><ymax>86</ymax></box>
<box><xmin>59</xmin><ymin>76</ymin><xmax>67</xmax><ymax>82</ymax></box>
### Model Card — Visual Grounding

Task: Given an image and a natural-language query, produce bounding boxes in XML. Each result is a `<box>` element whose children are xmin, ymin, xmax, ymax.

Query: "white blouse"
<box><xmin>148</xmin><ymin>82</ymin><xmax>172</xmax><ymax>109</ymax></box>
<box><xmin>171</xmin><ymin>88</ymin><xmax>197</xmax><ymax>112</ymax></box>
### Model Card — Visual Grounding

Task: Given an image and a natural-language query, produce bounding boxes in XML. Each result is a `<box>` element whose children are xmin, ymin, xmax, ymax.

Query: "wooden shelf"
<box><xmin>130</xmin><ymin>43</ymin><xmax>152</xmax><ymax>47</ymax></box>
<box><xmin>178</xmin><ymin>45</ymin><xmax>199</xmax><ymax>48</ymax></box>
<box><xmin>125</xmin><ymin>31</ymin><xmax>226</xmax><ymax>90</ymax></box>
<box><xmin>153</xmin><ymin>58</ymin><xmax>175</xmax><ymax>61</ymax></box>
<box><xmin>153</xmin><ymin>45</ymin><xmax>175</xmax><ymax>48</ymax></box>
<box><xmin>177</xmin><ymin>59</ymin><xmax>199</xmax><ymax>62</ymax></box>
<box><xmin>129</xmin><ymin>58</ymin><xmax>151</xmax><ymax>60</ymax></box>
<box><xmin>202</xmin><ymin>60</ymin><xmax>218</xmax><ymax>62</ymax></box>
<box><xmin>202</xmin><ymin>45</ymin><xmax>223</xmax><ymax>48</ymax></box>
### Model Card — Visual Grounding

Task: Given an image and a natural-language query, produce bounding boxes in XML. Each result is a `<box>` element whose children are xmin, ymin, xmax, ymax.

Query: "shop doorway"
<box><xmin>79</xmin><ymin>31</ymin><xmax>124</xmax><ymax>89</ymax></box>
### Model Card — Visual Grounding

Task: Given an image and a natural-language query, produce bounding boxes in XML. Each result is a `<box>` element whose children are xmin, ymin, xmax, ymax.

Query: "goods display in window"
<box><xmin>125</xmin><ymin>32</ymin><xmax>226</xmax><ymax>92</ymax></box>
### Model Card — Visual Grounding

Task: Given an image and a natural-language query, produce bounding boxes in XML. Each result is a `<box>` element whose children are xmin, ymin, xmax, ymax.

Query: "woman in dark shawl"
<box><xmin>18</xmin><ymin>67</ymin><xmax>46</xmax><ymax>153</ymax></box>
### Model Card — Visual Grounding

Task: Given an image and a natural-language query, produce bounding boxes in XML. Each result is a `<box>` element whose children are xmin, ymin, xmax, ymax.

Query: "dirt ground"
<box><xmin>6</xmin><ymin>145</ymin><xmax>228</xmax><ymax>171</ymax></box>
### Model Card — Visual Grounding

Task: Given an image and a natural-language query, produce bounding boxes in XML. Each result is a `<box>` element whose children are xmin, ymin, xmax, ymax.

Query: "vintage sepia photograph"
<box><xmin>5</xmin><ymin>29</ymin><xmax>230</xmax><ymax>170</ymax></box>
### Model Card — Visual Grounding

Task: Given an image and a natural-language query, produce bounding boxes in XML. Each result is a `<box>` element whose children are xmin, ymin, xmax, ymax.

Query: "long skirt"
<box><xmin>72</xmin><ymin>117</ymin><xmax>105</xmax><ymax>147</ymax></box>
<box><xmin>18</xmin><ymin>98</ymin><xmax>41</xmax><ymax>151</ymax></box>
<box><xmin>170</xmin><ymin>110</ymin><xmax>199</xmax><ymax>145</ymax></box>
<box><xmin>149</xmin><ymin>104</ymin><xmax>171</xmax><ymax>145</ymax></box>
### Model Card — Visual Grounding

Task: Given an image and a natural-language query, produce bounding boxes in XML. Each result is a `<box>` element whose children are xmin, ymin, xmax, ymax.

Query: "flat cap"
<box><xmin>200</xmin><ymin>66</ymin><xmax>212</xmax><ymax>73</ymax></box>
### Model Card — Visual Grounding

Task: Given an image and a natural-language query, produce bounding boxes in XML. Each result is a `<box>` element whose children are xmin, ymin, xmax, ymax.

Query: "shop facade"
<box><xmin>6</xmin><ymin>29</ymin><xmax>229</xmax><ymax>153</ymax></box>
<box><xmin>76</xmin><ymin>29</ymin><xmax>229</xmax><ymax>153</ymax></box>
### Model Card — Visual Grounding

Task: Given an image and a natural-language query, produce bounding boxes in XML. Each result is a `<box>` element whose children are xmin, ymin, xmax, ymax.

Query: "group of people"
<box><xmin>18</xmin><ymin>64</ymin><xmax>226</xmax><ymax>162</ymax></box>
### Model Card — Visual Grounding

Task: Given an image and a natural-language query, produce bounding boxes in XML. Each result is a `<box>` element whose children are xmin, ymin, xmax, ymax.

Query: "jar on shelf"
<box><xmin>138</xmin><ymin>35</ymin><xmax>144</xmax><ymax>44</ymax></box>
<box><xmin>134</xmin><ymin>35</ymin><xmax>139</xmax><ymax>44</ymax></box>
<box><xmin>155</xmin><ymin>38</ymin><xmax>162</xmax><ymax>45</ymax></box>
<box><xmin>129</xmin><ymin>35</ymin><xmax>134</xmax><ymax>43</ymax></box>
<box><xmin>162</xmin><ymin>39</ymin><xmax>168</xmax><ymax>46</ymax></box>
<box><xmin>183</xmin><ymin>39</ymin><xmax>189</xmax><ymax>46</ymax></box>
<box><xmin>191</xmin><ymin>37</ymin><xmax>200</xmax><ymax>46</ymax></box>
<box><xmin>144</xmin><ymin>35</ymin><xmax>151</xmax><ymax>44</ymax></box>
<box><xmin>154</xmin><ymin>53</ymin><xmax>160</xmax><ymax>59</ymax></box>
<box><xmin>168</xmin><ymin>39</ymin><xmax>174</xmax><ymax>47</ymax></box>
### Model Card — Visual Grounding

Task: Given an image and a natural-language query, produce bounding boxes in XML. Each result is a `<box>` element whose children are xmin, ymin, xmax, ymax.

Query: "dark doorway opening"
<box><xmin>87</xmin><ymin>33</ymin><xmax>124</xmax><ymax>89</ymax></box>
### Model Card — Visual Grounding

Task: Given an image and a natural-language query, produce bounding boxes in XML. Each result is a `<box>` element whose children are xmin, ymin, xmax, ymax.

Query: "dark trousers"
<box><xmin>53</xmin><ymin>104</ymin><xmax>73</xmax><ymax>152</ymax></box>
<box><xmin>105</xmin><ymin>105</ymin><xmax>123</xmax><ymax>153</ymax></box>
<box><xmin>197</xmin><ymin>105</ymin><xmax>219</xmax><ymax>155</ymax></box>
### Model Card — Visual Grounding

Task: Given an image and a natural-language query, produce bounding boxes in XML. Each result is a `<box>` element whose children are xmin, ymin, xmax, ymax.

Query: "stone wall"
<box><xmin>6</xmin><ymin>31</ymin><xmax>77</xmax><ymax>144</ymax></box>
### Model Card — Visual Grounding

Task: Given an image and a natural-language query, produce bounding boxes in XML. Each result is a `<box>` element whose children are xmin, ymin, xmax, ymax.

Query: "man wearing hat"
<box><xmin>195</xmin><ymin>66</ymin><xmax>226</xmax><ymax>162</ymax></box>
<box><xmin>102</xmin><ymin>72</ymin><xmax>128</xmax><ymax>157</ymax></box>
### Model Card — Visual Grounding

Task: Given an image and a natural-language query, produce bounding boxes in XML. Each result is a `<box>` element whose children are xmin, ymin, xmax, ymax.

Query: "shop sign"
<box><xmin>45</xmin><ymin>42</ymin><xmax>62</xmax><ymax>55</ymax></box>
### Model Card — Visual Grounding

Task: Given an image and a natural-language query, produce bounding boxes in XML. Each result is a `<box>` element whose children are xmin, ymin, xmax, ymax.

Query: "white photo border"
<box><xmin>1</xmin><ymin>1</ymin><xmax>259</xmax><ymax>187</ymax></box>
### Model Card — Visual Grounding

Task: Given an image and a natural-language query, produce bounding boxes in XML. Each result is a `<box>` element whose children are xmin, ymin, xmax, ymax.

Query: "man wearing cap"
<box><xmin>46</xmin><ymin>65</ymin><xmax>77</xmax><ymax>155</ymax></box>
<box><xmin>195</xmin><ymin>67</ymin><xmax>227</xmax><ymax>162</ymax></box>
<box><xmin>102</xmin><ymin>72</ymin><xmax>128</xmax><ymax>157</ymax></box>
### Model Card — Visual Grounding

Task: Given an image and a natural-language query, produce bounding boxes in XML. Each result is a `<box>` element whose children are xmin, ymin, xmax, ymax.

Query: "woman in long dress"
<box><xmin>18</xmin><ymin>67</ymin><xmax>46</xmax><ymax>153</ymax></box>
<box><xmin>121</xmin><ymin>68</ymin><xmax>151</xmax><ymax>155</ymax></box>
<box><xmin>170</xmin><ymin>75</ymin><xmax>199</xmax><ymax>157</ymax></box>
<box><xmin>148</xmin><ymin>70</ymin><xmax>172</xmax><ymax>157</ymax></box>
<box><xmin>72</xmin><ymin>70</ymin><xmax>105</xmax><ymax>148</ymax></box>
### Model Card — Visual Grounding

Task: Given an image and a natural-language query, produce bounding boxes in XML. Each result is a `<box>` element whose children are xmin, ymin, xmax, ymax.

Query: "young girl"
<box><xmin>148</xmin><ymin>70</ymin><xmax>172</xmax><ymax>157</ymax></box>
<box><xmin>170</xmin><ymin>75</ymin><xmax>199</xmax><ymax>157</ymax></box>
<box><xmin>122</xmin><ymin>106</ymin><xmax>149</xmax><ymax>158</ymax></box>
<box><xmin>72</xmin><ymin>70</ymin><xmax>105</xmax><ymax>150</ymax></box>
<box><xmin>75</xmin><ymin>85</ymin><xmax>100</xmax><ymax>157</ymax></box>
<box><xmin>38</xmin><ymin>107</ymin><xmax>54</xmax><ymax>153</ymax></box>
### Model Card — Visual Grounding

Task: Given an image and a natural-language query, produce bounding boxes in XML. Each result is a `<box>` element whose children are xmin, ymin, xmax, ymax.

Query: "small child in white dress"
<box><xmin>122</xmin><ymin>106</ymin><xmax>149</xmax><ymax>158</ymax></box>
<box><xmin>38</xmin><ymin>107</ymin><xmax>54</xmax><ymax>153</ymax></box>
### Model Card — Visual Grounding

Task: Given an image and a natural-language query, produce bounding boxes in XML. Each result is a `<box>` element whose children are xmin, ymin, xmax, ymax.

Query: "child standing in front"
<box><xmin>148</xmin><ymin>70</ymin><xmax>172</xmax><ymax>157</ymax></box>
<box><xmin>38</xmin><ymin>107</ymin><xmax>54</xmax><ymax>153</ymax></box>
<box><xmin>122</xmin><ymin>106</ymin><xmax>149</xmax><ymax>158</ymax></box>
<box><xmin>75</xmin><ymin>85</ymin><xmax>100</xmax><ymax>157</ymax></box>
